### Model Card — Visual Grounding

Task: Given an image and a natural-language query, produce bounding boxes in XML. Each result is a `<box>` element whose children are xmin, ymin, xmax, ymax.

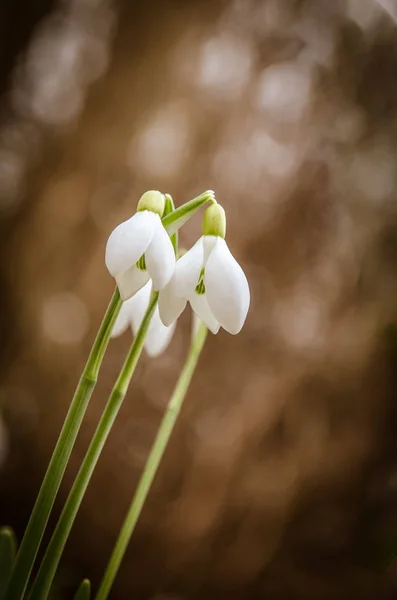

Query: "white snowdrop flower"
<box><xmin>105</xmin><ymin>190</ymin><xmax>175</xmax><ymax>301</ymax></box>
<box><xmin>159</xmin><ymin>204</ymin><xmax>250</xmax><ymax>335</ymax></box>
<box><xmin>111</xmin><ymin>282</ymin><xmax>176</xmax><ymax>357</ymax></box>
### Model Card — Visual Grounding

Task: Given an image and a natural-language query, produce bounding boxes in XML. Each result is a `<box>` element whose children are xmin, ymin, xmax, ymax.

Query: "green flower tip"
<box><xmin>137</xmin><ymin>190</ymin><xmax>165</xmax><ymax>216</ymax></box>
<box><xmin>202</xmin><ymin>203</ymin><xmax>226</xmax><ymax>238</ymax></box>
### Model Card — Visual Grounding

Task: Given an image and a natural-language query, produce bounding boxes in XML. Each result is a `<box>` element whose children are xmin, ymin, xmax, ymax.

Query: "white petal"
<box><xmin>158</xmin><ymin>278</ymin><xmax>187</xmax><ymax>326</ymax></box>
<box><xmin>105</xmin><ymin>211</ymin><xmax>157</xmax><ymax>277</ymax></box>
<box><xmin>116</xmin><ymin>266</ymin><xmax>150</xmax><ymax>301</ymax></box>
<box><xmin>173</xmin><ymin>237</ymin><xmax>204</xmax><ymax>297</ymax></box>
<box><xmin>110</xmin><ymin>301</ymin><xmax>132</xmax><ymax>338</ymax></box>
<box><xmin>145</xmin><ymin>221</ymin><xmax>176</xmax><ymax>290</ymax></box>
<box><xmin>188</xmin><ymin>291</ymin><xmax>220</xmax><ymax>335</ymax></box>
<box><xmin>144</xmin><ymin>308</ymin><xmax>176</xmax><ymax>357</ymax></box>
<box><xmin>205</xmin><ymin>238</ymin><xmax>250</xmax><ymax>335</ymax></box>
<box><xmin>128</xmin><ymin>282</ymin><xmax>152</xmax><ymax>334</ymax></box>
<box><xmin>203</xmin><ymin>235</ymin><xmax>217</xmax><ymax>264</ymax></box>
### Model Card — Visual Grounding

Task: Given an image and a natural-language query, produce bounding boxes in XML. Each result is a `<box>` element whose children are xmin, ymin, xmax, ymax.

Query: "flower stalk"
<box><xmin>5</xmin><ymin>288</ymin><xmax>122</xmax><ymax>600</ymax></box>
<box><xmin>95</xmin><ymin>321</ymin><xmax>208</xmax><ymax>600</ymax></box>
<box><xmin>27</xmin><ymin>292</ymin><xmax>159</xmax><ymax>600</ymax></box>
<box><xmin>161</xmin><ymin>190</ymin><xmax>216</xmax><ymax>235</ymax></box>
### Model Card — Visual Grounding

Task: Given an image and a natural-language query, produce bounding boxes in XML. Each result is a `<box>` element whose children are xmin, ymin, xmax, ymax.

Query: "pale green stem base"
<box><xmin>5</xmin><ymin>288</ymin><xmax>122</xmax><ymax>600</ymax></box>
<box><xmin>95</xmin><ymin>322</ymin><xmax>208</xmax><ymax>600</ymax></box>
<box><xmin>28</xmin><ymin>293</ymin><xmax>159</xmax><ymax>600</ymax></box>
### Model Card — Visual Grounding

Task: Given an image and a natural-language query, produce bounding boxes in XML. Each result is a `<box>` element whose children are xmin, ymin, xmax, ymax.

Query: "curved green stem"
<box><xmin>5</xmin><ymin>288</ymin><xmax>122</xmax><ymax>600</ymax></box>
<box><xmin>95</xmin><ymin>321</ymin><xmax>208</xmax><ymax>600</ymax></box>
<box><xmin>162</xmin><ymin>190</ymin><xmax>216</xmax><ymax>236</ymax></box>
<box><xmin>28</xmin><ymin>293</ymin><xmax>159</xmax><ymax>600</ymax></box>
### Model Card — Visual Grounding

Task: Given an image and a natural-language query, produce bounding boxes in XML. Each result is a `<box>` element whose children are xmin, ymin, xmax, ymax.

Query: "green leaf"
<box><xmin>73</xmin><ymin>579</ymin><xmax>91</xmax><ymax>600</ymax></box>
<box><xmin>0</xmin><ymin>527</ymin><xmax>17</xmax><ymax>599</ymax></box>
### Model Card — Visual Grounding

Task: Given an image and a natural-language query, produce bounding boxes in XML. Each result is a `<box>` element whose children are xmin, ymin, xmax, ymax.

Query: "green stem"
<box><xmin>95</xmin><ymin>321</ymin><xmax>208</xmax><ymax>600</ymax></box>
<box><xmin>162</xmin><ymin>190</ymin><xmax>216</xmax><ymax>236</ymax></box>
<box><xmin>5</xmin><ymin>288</ymin><xmax>122</xmax><ymax>600</ymax></box>
<box><xmin>28</xmin><ymin>293</ymin><xmax>159</xmax><ymax>600</ymax></box>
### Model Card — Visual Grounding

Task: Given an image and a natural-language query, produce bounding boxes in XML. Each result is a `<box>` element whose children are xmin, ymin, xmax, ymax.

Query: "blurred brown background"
<box><xmin>1</xmin><ymin>0</ymin><xmax>397</xmax><ymax>598</ymax></box>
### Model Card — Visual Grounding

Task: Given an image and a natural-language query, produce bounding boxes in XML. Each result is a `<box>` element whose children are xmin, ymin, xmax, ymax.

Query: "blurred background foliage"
<box><xmin>1</xmin><ymin>0</ymin><xmax>397</xmax><ymax>598</ymax></box>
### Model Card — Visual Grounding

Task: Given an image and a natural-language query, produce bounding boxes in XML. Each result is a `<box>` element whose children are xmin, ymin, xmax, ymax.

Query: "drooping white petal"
<box><xmin>145</xmin><ymin>308</ymin><xmax>176</xmax><ymax>357</ymax></box>
<box><xmin>203</xmin><ymin>235</ymin><xmax>217</xmax><ymax>264</ymax></box>
<box><xmin>188</xmin><ymin>291</ymin><xmax>220</xmax><ymax>335</ymax></box>
<box><xmin>116</xmin><ymin>266</ymin><xmax>150</xmax><ymax>301</ymax></box>
<box><xmin>158</xmin><ymin>278</ymin><xmax>187</xmax><ymax>326</ymax></box>
<box><xmin>111</xmin><ymin>280</ymin><xmax>177</xmax><ymax>356</ymax></box>
<box><xmin>124</xmin><ymin>282</ymin><xmax>176</xmax><ymax>357</ymax></box>
<box><xmin>145</xmin><ymin>221</ymin><xmax>175</xmax><ymax>290</ymax></box>
<box><xmin>173</xmin><ymin>237</ymin><xmax>204</xmax><ymax>297</ymax></box>
<box><xmin>128</xmin><ymin>282</ymin><xmax>152</xmax><ymax>334</ymax></box>
<box><xmin>111</xmin><ymin>301</ymin><xmax>132</xmax><ymax>338</ymax></box>
<box><xmin>105</xmin><ymin>211</ymin><xmax>158</xmax><ymax>277</ymax></box>
<box><xmin>205</xmin><ymin>238</ymin><xmax>250</xmax><ymax>335</ymax></box>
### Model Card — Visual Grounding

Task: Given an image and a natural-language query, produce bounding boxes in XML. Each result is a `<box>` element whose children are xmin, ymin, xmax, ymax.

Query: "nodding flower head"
<box><xmin>158</xmin><ymin>204</ymin><xmax>250</xmax><ymax>335</ymax></box>
<box><xmin>105</xmin><ymin>191</ymin><xmax>175</xmax><ymax>301</ymax></box>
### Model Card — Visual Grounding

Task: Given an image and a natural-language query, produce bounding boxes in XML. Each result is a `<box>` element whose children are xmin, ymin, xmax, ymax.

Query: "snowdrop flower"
<box><xmin>105</xmin><ymin>190</ymin><xmax>175</xmax><ymax>301</ymax></box>
<box><xmin>111</xmin><ymin>282</ymin><xmax>176</xmax><ymax>357</ymax></box>
<box><xmin>159</xmin><ymin>204</ymin><xmax>250</xmax><ymax>335</ymax></box>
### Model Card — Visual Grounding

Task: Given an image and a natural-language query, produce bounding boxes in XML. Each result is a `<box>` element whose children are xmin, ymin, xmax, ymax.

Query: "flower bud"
<box><xmin>202</xmin><ymin>204</ymin><xmax>226</xmax><ymax>238</ymax></box>
<box><xmin>137</xmin><ymin>190</ymin><xmax>165</xmax><ymax>216</ymax></box>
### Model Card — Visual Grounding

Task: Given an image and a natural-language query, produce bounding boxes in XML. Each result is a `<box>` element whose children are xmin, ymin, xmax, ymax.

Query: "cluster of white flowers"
<box><xmin>105</xmin><ymin>190</ymin><xmax>250</xmax><ymax>356</ymax></box>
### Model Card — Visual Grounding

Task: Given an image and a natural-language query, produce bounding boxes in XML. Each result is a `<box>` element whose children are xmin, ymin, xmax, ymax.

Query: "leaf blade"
<box><xmin>0</xmin><ymin>527</ymin><xmax>17</xmax><ymax>599</ymax></box>
<box><xmin>73</xmin><ymin>578</ymin><xmax>91</xmax><ymax>600</ymax></box>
